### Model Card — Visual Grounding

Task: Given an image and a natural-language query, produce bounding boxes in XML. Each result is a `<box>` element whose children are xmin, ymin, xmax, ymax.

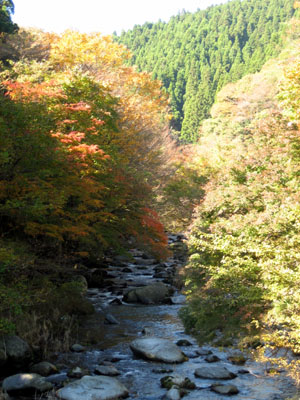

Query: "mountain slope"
<box><xmin>117</xmin><ymin>0</ymin><xmax>296</xmax><ymax>141</ymax></box>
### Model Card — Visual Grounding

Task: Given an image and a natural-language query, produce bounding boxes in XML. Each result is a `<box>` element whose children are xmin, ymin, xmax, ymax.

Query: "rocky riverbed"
<box><xmin>1</xmin><ymin>234</ymin><xmax>299</xmax><ymax>399</ymax></box>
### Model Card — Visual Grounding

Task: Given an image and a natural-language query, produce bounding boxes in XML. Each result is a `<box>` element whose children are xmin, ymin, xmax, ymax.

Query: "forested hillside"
<box><xmin>177</xmin><ymin>19</ymin><xmax>300</xmax><ymax>376</ymax></box>
<box><xmin>117</xmin><ymin>0</ymin><xmax>295</xmax><ymax>142</ymax></box>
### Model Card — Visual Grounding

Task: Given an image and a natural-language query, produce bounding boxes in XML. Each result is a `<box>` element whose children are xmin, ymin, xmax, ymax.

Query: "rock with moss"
<box><xmin>161</xmin><ymin>375</ymin><xmax>196</xmax><ymax>390</ymax></box>
<box><xmin>29</xmin><ymin>361</ymin><xmax>58</xmax><ymax>376</ymax></box>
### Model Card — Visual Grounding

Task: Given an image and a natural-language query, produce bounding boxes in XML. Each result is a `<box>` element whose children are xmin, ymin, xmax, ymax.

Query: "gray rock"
<box><xmin>104</xmin><ymin>313</ymin><xmax>119</xmax><ymax>325</ymax></box>
<box><xmin>163</xmin><ymin>387</ymin><xmax>181</xmax><ymax>400</ymax></box>
<box><xmin>196</xmin><ymin>348</ymin><xmax>213</xmax><ymax>356</ymax></box>
<box><xmin>194</xmin><ymin>364</ymin><xmax>237</xmax><ymax>380</ymax></box>
<box><xmin>130</xmin><ymin>337</ymin><xmax>186</xmax><ymax>363</ymax></box>
<box><xmin>152</xmin><ymin>367</ymin><xmax>173</xmax><ymax>374</ymax></box>
<box><xmin>0</xmin><ymin>335</ymin><xmax>32</xmax><ymax>369</ymax></box>
<box><xmin>2</xmin><ymin>373</ymin><xmax>53</xmax><ymax>394</ymax></box>
<box><xmin>56</xmin><ymin>375</ymin><xmax>129</xmax><ymax>400</ymax></box>
<box><xmin>176</xmin><ymin>339</ymin><xmax>192</xmax><ymax>346</ymax></box>
<box><xmin>141</xmin><ymin>327</ymin><xmax>152</xmax><ymax>336</ymax></box>
<box><xmin>123</xmin><ymin>283</ymin><xmax>172</xmax><ymax>304</ymax></box>
<box><xmin>170</xmin><ymin>295</ymin><xmax>186</xmax><ymax>305</ymax></box>
<box><xmin>109</xmin><ymin>298</ymin><xmax>123</xmax><ymax>305</ymax></box>
<box><xmin>71</xmin><ymin>344</ymin><xmax>85</xmax><ymax>352</ymax></box>
<box><xmin>211</xmin><ymin>383</ymin><xmax>239</xmax><ymax>395</ymax></box>
<box><xmin>134</xmin><ymin>258</ymin><xmax>157</xmax><ymax>265</ymax></box>
<box><xmin>94</xmin><ymin>365</ymin><xmax>120</xmax><ymax>376</ymax></box>
<box><xmin>205</xmin><ymin>354</ymin><xmax>220</xmax><ymax>363</ymax></box>
<box><xmin>29</xmin><ymin>361</ymin><xmax>58</xmax><ymax>376</ymax></box>
<box><xmin>67</xmin><ymin>366</ymin><xmax>90</xmax><ymax>379</ymax></box>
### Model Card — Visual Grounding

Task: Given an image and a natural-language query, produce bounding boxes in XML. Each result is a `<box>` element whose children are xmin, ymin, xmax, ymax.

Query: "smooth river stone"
<box><xmin>130</xmin><ymin>337</ymin><xmax>186</xmax><ymax>363</ymax></box>
<box><xmin>194</xmin><ymin>364</ymin><xmax>237</xmax><ymax>380</ymax></box>
<box><xmin>56</xmin><ymin>376</ymin><xmax>128</xmax><ymax>400</ymax></box>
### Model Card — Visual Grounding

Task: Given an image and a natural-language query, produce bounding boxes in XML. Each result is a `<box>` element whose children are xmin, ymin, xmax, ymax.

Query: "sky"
<box><xmin>12</xmin><ymin>0</ymin><xmax>227</xmax><ymax>36</ymax></box>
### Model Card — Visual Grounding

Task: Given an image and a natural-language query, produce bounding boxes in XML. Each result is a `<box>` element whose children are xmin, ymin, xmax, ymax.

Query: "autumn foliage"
<box><xmin>0</xmin><ymin>30</ymin><xmax>171</xmax><ymax>263</ymax></box>
<box><xmin>179</xmin><ymin>33</ymin><xmax>300</xmax><ymax>367</ymax></box>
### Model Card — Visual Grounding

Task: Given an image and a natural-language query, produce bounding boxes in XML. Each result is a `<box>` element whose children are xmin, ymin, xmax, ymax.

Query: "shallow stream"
<box><xmin>54</xmin><ymin>240</ymin><xmax>298</xmax><ymax>400</ymax></box>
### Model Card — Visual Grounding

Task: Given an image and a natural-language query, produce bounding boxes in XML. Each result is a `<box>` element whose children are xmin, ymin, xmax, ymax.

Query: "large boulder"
<box><xmin>56</xmin><ymin>375</ymin><xmax>129</xmax><ymax>400</ymax></box>
<box><xmin>130</xmin><ymin>337</ymin><xmax>186</xmax><ymax>363</ymax></box>
<box><xmin>2</xmin><ymin>373</ymin><xmax>53</xmax><ymax>395</ymax></box>
<box><xmin>123</xmin><ymin>283</ymin><xmax>173</xmax><ymax>304</ymax></box>
<box><xmin>194</xmin><ymin>364</ymin><xmax>237</xmax><ymax>380</ymax></box>
<box><xmin>0</xmin><ymin>335</ymin><xmax>32</xmax><ymax>372</ymax></box>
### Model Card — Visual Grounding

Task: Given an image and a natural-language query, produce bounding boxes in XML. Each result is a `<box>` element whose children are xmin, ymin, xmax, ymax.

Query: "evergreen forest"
<box><xmin>117</xmin><ymin>0</ymin><xmax>296</xmax><ymax>141</ymax></box>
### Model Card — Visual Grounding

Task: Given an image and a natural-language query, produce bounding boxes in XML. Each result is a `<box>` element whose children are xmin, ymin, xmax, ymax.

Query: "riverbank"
<box><xmin>1</xmin><ymin>234</ymin><xmax>299</xmax><ymax>399</ymax></box>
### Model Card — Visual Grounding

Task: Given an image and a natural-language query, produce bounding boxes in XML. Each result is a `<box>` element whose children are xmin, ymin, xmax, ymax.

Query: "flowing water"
<box><xmin>53</xmin><ymin>240</ymin><xmax>299</xmax><ymax>400</ymax></box>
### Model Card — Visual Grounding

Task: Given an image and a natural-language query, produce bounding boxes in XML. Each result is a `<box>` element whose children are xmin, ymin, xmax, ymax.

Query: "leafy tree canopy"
<box><xmin>0</xmin><ymin>0</ymin><xmax>17</xmax><ymax>35</ymax></box>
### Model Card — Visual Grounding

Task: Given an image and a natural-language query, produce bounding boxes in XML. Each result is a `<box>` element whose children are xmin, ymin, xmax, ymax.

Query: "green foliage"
<box><xmin>117</xmin><ymin>0</ymin><xmax>295</xmax><ymax>142</ymax></box>
<box><xmin>0</xmin><ymin>0</ymin><xmax>17</xmax><ymax>35</ymax></box>
<box><xmin>181</xmin><ymin>36</ymin><xmax>300</xmax><ymax>361</ymax></box>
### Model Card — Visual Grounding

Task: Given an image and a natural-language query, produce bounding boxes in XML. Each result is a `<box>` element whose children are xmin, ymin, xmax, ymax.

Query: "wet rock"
<box><xmin>211</xmin><ymin>383</ymin><xmax>239</xmax><ymax>395</ymax></box>
<box><xmin>45</xmin><ymin>372</ymin><xmax>68</xmax><ymax>385</ymax></box>
<box><xmin>182</xmin><ymin>351</ymin><xmax>198</xmax><ymax>359</ymax></box>
<box><xmin>134</xmin><ymin>258</ymin><xmax>157</xmax><ymax>266</ymax></box>
<box><xmin>67</xmin><ymin>366</ymin><xmax>90</xmax><ymax>379</ymax></box>
<box><xmin>29</xmin><ymin>361</ymin><xmax>58</xmax><ymax>376</ymax></box>
<box><xmin>122</xmin><ymin>267</ymin><xmax>133</xmax><ymax>273</ymax></box>
<box><xmin>161</xmin><ymin>375</ymin><xmax>196</xmax><ymax>390</ymax></box>
<box><xmin>94</xmin><ymin>365</ymin><xmax>120</xmax><ymax>376</ymax></box>
<box><xmin>70</xmin><ymin>344</ymin><xmax>85</xmax><ymax>352</ymax></box>
<box><xmin>104</xmin><ymin>313</ymin><xmax>119</xmax><ymax>325</ymax></box>
<box><xmin>176</xmin><ymin>339</ymin><xmax>192</xmax><ymax>347</ymax></box>
<box><xmin>56</xmin><ymin>375</ymin><xmax>129</xmax><ymax>400</ymax></box>
<box><xmin>114</xmin><ymin>255</ymin><xmax>132</xmax><ymax>265</ymax></box>
<box><xmin>228</xmin><ymin>354</ymin><xmax>247</xmax><ymax>365</ymax></box>
<box><xmin>141</xmin><ymin>327</ymin><xmax>152</xmax><ymax>336</ymax></box>
<box><xmin>205</xmin><ymin>354</ymin><xmax>220</xmax><ymax>363</ymax></box>
<box><xmin>130</xmin><ymin>337</ymin><xmax>186</xmax><ymax>363</ymax></box>
<box><xmin>2</xmin><ymin>373</ymin><xmax>53</xmax><ymax>395</ymax></box>
<box><xmin>170</xmin><ymin>295</ymin><xmax>186</xmax><ymax>305</ymax></box>
<box><xmin>109</xmin><ymin>298</ymin><xmax>123</xmax><ymax>305</ymax></box>
<box><xmin>163</xmin><ymin>387</ymin><xmax>181</xmax><ymax>400</ymax></box>
<box><xmin>238</xmin><ymin>369</ymin><xmax>249</xmax><ymax>374</ymax></box>
<box><xmin>196</xmin><ymin>348</ymin><xmax>213</xmax><ymax>356</ymax></box>
<box><xmin>123</xmin><ymin>282</ymin><xmax>173</xmax><ymax>304</ymax></box>
<box><xmin>152</xmin><ymin>367</ymin><xmax>174</xmax><ymax>374</ymax></box>
<box><xmin>194</xmin><ymin>364</ymin><xmax>237</xmax><ymax>380</ymax></box>
<box><xmin>104</xmin><ymin>354</ymin><xmax>130</xmax><ymax>363</ymax></box>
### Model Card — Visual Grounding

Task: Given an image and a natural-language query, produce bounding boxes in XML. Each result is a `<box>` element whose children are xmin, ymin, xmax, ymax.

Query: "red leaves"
<box><xmin>3</xmin><ymin>80</ymin><xmax>66</xmax><ymax>102</ymax></box>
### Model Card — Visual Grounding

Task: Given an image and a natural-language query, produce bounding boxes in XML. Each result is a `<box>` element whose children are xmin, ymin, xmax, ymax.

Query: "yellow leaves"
<box><xmin>49</xmin><ymin>31</ymin><xmax>130</xmax><ymax>71</ymax></box>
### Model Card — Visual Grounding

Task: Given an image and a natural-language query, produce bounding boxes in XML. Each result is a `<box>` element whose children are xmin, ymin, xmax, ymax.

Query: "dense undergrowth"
<box><xmin>179</xmin><ymin>20</ymin><xmax>300</xmax><ymax>381</ymax></box>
